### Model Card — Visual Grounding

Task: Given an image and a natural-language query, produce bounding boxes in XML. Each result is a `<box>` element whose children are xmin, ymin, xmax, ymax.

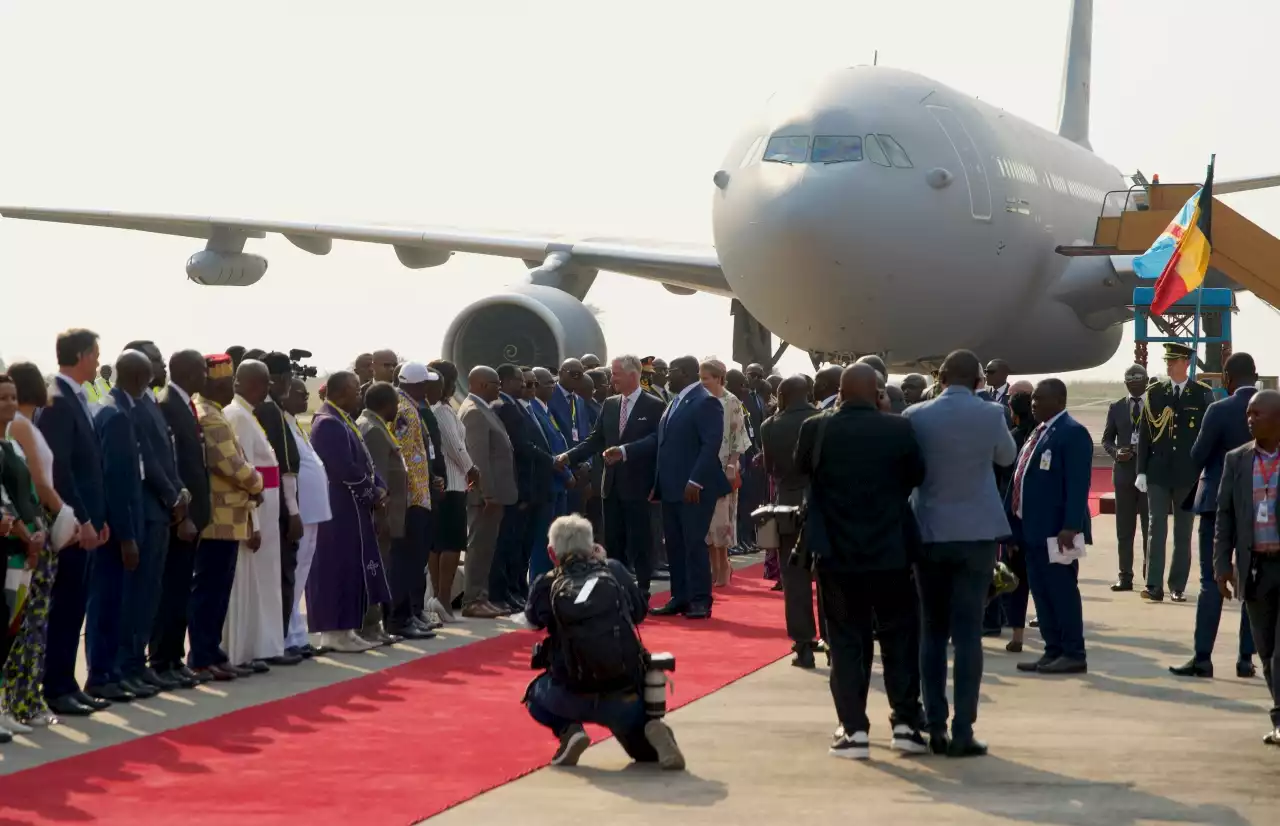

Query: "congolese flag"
<box><xmin>1132</xmin><ymin>158</ymin><xmax>1215</xmax><ymax>315</ymax></box>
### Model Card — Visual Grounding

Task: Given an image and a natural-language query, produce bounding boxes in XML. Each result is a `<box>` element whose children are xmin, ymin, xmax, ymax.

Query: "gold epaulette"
<box><xmin>1143</xmin><ymin>386</ymin><xmax>1175</xmax><ymax>443</ymax></box>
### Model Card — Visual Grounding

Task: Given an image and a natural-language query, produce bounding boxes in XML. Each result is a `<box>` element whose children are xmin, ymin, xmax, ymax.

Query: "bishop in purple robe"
<box><xmin>305</xmin><ymin>372</ymin><xmax>390</xmax><ymax>652</ymax></box>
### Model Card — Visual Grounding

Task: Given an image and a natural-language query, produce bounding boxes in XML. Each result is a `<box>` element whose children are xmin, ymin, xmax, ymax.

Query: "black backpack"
<box><xmin>550</xmin><ymin>559</ymin><xmax>645</xmax><ymax>694</ymax></box>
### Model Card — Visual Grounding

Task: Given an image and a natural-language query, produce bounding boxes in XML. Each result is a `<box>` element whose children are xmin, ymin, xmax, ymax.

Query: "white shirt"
<box><xmin>820</xmin><ymin>394</ymin><xmax>838</xmax><ymax>410</ymax></box>
<box><xmin>1170</xmin><ymin>378</ymin><xmax>1188</xmax><ymax>395</ymax></box>
<box><xmin>286</xmin><ymin>413</ymin><xmax>331</xmax><ymax>525</ymax></box>
<box><xmin>434</xmin><ymin>400</ymin><xmax>474</xmax><ymax>492</ymax></box>
<box><xmin>618</xmin><ymin>386</ymin><xmax>643</xmax><ymax>433</ymax></box>
<box><xmin>1015</xmin><ymin>409</ymin><xmax>1067</xmax><ymax>519</ymax></box>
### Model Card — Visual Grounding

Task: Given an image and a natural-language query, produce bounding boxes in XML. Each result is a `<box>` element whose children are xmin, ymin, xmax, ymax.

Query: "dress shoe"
<box><xmin>49</xmin><ymin>695</ymin><xmax>95</xmax><ymax>716</ymax></box>
<box><xmin>140</xmin><ymin>668</ymin><xmax>182</xmax><ymax>691</ymax></box>
<box><xmin>120</xmin><ymin>678</ymin><xmax>159</xmax><ymax>699</ymax></box>
<box><xmin>928</xmin><ymin>732</ymin><xmax>950</xmax><ymax>755</ymax></box>
<box><xmin>1006</xmin><ymin>640</ymin><xmax>1023</xmax><ymax>653</ymax></box>
<box><xmin>87</xmin><ymin>683</ymin><xmax>136</xmax><ymax>703</ymax></box>
<box><xmin>947</xmin><ymin>737</ymin><xmax>989</xmax><ymax>758</ymax></box>
<box><xmin>1038</xmin><ymin>656</ymin><xmax>1087</xmax><ymax>674</ymax></box>
<box><xmin>1264</xmin><ymin>728</ymin><xmax>1280</xmax><ymax>746</ymax></box>
<box><xmin>194</xmin><ymin>665</ymin><xmax>235</xmax><ymax>681</ymax></box>
<box><xmin>222</xmin><ymin>662</ymin><xmax>254</xmax><ymax>678</ymax></box>
<box><xmin>1170</xmin><ymin>591</ymin><xmax>1187</xmax><ymax>603</ymax></box>
<box><xmin>1140</xmin><ymin>588</ymin><xmax>1164</xmax><ymax>602</ymax></box>
<box><xmin>1110</xmin><ymin>579</ymin><xmax>1133</xmax><ymax>592</ymax></box>
<box><xmin>685</xmin><ymin>603</ymin><xmax>712</xmax><ymax>620</ymax></box>
<box><xmin>1238</xmin><ymin>660</ymin><xmax>1258</xmax><ymax>678</ymax></box>
<box><xmin>651</xmin><ymin>601</ymin><xmax>689</xmax><ymax>617</ymax></box>
<box><xmin>73</xmin><ymin>690</ymin><xmax>113</xmax><ymax>711</ymax></box>
<box><xmin>160</xmin><ymin>668</ymin><xmax>199</xmax><ymax>688</ymax></box>
<box><xmin>266</xmin><ymin>652</ymin><xmax>304</xmax><ymax>666</ymax></box>
<box><xmin>389</xmin><ymin>623</ymin><xmax>436</xmax><ymax>641</ymax></box>
<box><xmin>791</xmin><ymin>646</ymin><xmax>816</xmax><ymax>669</ymax></box>
<box><xmin>1170</xmin><ymin>658</ymin><xmax>1213</xmax><ymax>678</ymax></box>
<box><xmin>242</xmin><ymin>660</ymin><xmax>270</xmax><ymax>674</ymax></box>
<box><xmin>1017</xmin><ymin>656</ymin><xmax>1054</xmax><ymax>673</ymax></box>
<box><xmin>303</xmin><ymin>643</ymin><xmax>326</xmax><ymax>657</ymax></box>
<box><xmin>175</xmin><ymin>665</ymin><xmax>204</xmax><ymax>682</ymax></box>
<box><xmin>460</xmin><ymin>602</ymin><xmax>504</xmax><ymax>619</ymax></box>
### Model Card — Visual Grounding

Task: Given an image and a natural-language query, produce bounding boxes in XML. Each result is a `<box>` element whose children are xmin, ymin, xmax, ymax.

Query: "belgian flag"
<box><xmin>1134</xmin><ymin>156</ymin><xmax>1215</xmax><ymax>315</ymax></box>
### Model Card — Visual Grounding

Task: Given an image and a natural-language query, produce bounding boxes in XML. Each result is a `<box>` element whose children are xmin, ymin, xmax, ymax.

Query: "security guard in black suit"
<box><xmin>1135</xmin><ymin>343</ymin><xmax>1215</xmax><ymax>602</ymax></box>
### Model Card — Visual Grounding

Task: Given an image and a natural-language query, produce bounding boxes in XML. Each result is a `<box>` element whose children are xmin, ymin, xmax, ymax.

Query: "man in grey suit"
<box><xmin>1214</xmin><ymin>389</ymin><xmax>1280</xmax><ymax>744</ymax></box>
<box><xmin>459</xmin><ymin>366</ymin><xmax>518</xmax><ymax>619</ymax></box>
<box><xmin>357</xmin><ymin>382</ymin><xmax>417</xmax><ymax>643</ymax></box>
<box><xmin>1101</xmin><ymin>364</ymin><xmax>1151</xmax><ymax>591</ymax></box>
<box><xmin>903</xmin><ymin>349</ymin><xmax>1017</xmax><ymax>758</ymax></box>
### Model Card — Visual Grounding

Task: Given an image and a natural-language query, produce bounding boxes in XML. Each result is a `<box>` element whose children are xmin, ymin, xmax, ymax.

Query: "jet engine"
<box><xmin>442</xmin><ymin>284</ymin><xmax>607</xmax><ymax>390</ymax></box>
<box><xmin>186</xmin><ymin>250</ymin><xmax>269</xmax><ymax>286</ymax></box>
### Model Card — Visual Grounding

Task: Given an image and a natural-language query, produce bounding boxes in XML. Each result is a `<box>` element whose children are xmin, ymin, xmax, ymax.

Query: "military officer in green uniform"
<box><xmin>1135</xmin><ymin>343</ymin><xmax>1214</xmax><ymax>602</ymax></box>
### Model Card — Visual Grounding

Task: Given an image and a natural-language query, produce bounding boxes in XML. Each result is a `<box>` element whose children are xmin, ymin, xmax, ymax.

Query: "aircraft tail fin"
<box><xmin>1057</xmin><ymin>0</ymin><xmax>1093</xmax><ymax>150</ymax></box>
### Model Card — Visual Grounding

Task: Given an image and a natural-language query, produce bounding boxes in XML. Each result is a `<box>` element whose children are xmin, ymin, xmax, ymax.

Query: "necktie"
<box><xmin>1131</xmin><ymin>397</ymin><xmax>1139</xmax><ymax>420</ymax></box>
<box><xmin>619</xmin><ymin>394</ymin><xmax>631</xmax><ymax>435</ymax></box>
<box><xmin>190</xmin><ymin>398</ymin><xmax>199</xmax><ymax>421</ymax></box>
<box><xmin>1011</xmin><ymin>423</ymin><xmax>1048</xmax><ymax>516</ymax></box>
<box><xmin>1174</xmin><ymin>386</ymin><xmax>1182</xmax><ymax>403</ymax></box>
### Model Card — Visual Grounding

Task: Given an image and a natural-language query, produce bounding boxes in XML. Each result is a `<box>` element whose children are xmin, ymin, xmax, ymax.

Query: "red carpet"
<box><xmin>0</xmin><ymin>566</ymin><xmax>789</xmax><ymax>826</ymax></box>
<box><xmin>1089</xmin><ymin>466</ymin><xmax>1114</xmax><ymax>517</ymax></box>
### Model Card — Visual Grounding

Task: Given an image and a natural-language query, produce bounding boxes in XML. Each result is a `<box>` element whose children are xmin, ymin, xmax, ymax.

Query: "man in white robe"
<box><xmin>283</xmin><ymin>377</ymin><xmax>331</xmax><ymax>656</ymax></box>
<box><xmin>222</xmin><ymin>360</ymin><xmax>286</xmax><ymax>669</ymax></box>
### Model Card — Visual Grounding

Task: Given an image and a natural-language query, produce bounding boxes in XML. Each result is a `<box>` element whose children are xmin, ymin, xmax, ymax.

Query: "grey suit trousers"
<box><xmin>464</xmin><ymin>502</ymin><xmax>503</xmax><ymax>606</ymax></box>
<box><xmin>1146</xmin><ymin>483</ymin><xmax>1194</xmax><ymax>594</ymax></box>
<box><xmin>1113</xmin><ymin>469</ymin><xmax>1149</xmax><ymax>581</ymax></box>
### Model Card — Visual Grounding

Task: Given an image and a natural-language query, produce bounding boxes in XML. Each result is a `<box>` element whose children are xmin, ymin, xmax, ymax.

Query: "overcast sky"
<box><xmin>2</xmin><ymin>0</ymin><xmax>1277</xmax><ymax>380</ymax></box>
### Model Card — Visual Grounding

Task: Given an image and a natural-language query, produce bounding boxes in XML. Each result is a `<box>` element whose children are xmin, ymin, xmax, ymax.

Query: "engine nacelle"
<box><xmin>443</xmin><ymin>285</ymin><xmax>607</xmax><ymax>392</ymax></box>
<box><xmin>186</xmin><ymin>250</ymin><xmax>269</xmax><ymax>286</ymax></box>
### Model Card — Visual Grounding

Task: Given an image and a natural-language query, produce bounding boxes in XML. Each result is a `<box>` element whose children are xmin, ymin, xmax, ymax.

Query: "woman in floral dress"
<box><xmin>699</xmin><ymin>359</ymin><xmax>752</xmax><ymax>587</ymax></box>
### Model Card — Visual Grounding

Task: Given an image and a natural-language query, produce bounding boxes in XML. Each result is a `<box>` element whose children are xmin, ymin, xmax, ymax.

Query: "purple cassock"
<box><xmin>306</xmin><ymin>402</ymin><xmax>391</xmax><ymax>632</ymax></box>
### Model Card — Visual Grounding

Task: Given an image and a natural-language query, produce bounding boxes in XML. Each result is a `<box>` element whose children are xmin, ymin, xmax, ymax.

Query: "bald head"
<box><xmin>840</xmin><ymin>363</ymin><xmax>881</xmax><ymax>408</ymax></box>
<box><xmin>235</xmin><ymin>359</ymin><xmax>271</xmax><ymax>406</ymax></box>
<box><xmin>581</xmin><ymin>354</ymin><xmax>602</xmax><ymax>370</ymax></box>
<box><xmin>469</xmin><ymin>366</ymin><xmax>500</xmax><ymax>403</ymax></box>
<box><xmin>115</xmin><ymin>349</ymin><xmax>153</xmax><ymax>397</ymax></box>
<box><xmin>813</xmin><ymin>365</ymin><xmax>843</xmax><ymax>403</ymax></box>
<box><xmin>779</xmin><ymin>375</ymin><xmax>810</xmax><ymax>409</ymax></box>
<box><xmin>856</xmin><ymin>354</ymin><xmax>888</xmax><ymax>381</ymax></box>
<box><xmin>371</xmin><ymin>349</ymin><xmax>398</xmax><ymax>383</ymax></box>
<box><xmin>1248</xmin><ymin>389</ymin><xmax>1280</xmax><ymax>448</ymax></box>
<box><xmin>1010</xmin><ymin>379</ymin><xmax>1034</xmax><ymax>396</ymax></box>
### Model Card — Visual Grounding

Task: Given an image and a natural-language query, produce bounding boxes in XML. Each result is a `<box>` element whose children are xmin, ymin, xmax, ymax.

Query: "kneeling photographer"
<box><xmin>524</xmin><ymin>514</ymin><xmax>684</xmax><ymax>770</ymax></box>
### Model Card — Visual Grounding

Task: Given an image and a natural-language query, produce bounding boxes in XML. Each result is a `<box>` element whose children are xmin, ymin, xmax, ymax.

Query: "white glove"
<box><xmin>1135</xmin><ymin>474</ymin><xmax>1148</xmax><ymax>494</ymax></box>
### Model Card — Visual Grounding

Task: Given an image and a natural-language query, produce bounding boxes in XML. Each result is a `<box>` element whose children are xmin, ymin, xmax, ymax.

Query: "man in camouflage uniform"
<box><xmin>1136</xmin><ymin>343</ymin><xmax>1214</xmax><ymax>602</ymax></box>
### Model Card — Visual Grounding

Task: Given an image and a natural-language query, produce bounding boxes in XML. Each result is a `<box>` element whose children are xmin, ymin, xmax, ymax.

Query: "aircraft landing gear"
<box><xmin>731</xmin><ymin>299</ymin><xmax>787</xmax><ymax>371</ymax></box>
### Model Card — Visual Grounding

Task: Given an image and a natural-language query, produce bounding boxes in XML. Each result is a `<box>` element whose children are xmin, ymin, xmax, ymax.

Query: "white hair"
<box><xmin>613</xmin><ymin>354</ymin><xmax>642</xmax><ymax>375</ymax></box>
<box><xmin>699</xmin><ymin>357</ymin><xmax>727</xmax><ymax>380</ymax></box>
<box><xmin>548</xmin><ymin>514</ymin><xmax>597</xmax><ymax>562</ymax></box>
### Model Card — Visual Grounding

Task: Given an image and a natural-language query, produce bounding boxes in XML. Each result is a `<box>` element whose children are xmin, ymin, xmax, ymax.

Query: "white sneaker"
<box><xmin>890</xmin><ymin>724</ymin><xmax>929</xmax><ymax>755</ymax></box>
<box><xmin>829</xmin><ymin>729</ymin><xmax>870</xmax><ymax>760</ymax></box>
<box><xmin>0</xmin><ymin>713</ymin><xmax>33</xmax><ymax>734</ymax></box>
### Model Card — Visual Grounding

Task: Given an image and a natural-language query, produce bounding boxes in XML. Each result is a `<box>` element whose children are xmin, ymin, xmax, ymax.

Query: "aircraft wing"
<box><xmin>0</xmin><ymin>206</ymin><xmax>730</xmax><ymax>296</ymax></box>
<box><xmin>1214</xmin><ymin>173</ymin><xmax>1280</xmax><ymax>195</ymax></box>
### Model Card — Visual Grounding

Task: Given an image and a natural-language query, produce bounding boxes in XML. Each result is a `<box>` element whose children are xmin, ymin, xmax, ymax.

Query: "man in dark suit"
<box><xmin>530</xmin><ymin>367</ymin><xmax>574</xmax><ymax>581</ymax></box>
<box><xmin>86</xmin><ymin>350</ymin><xmax>154</xmax><ymax>703</ymax></box>
<box><xmin>548</xmin><ymin>358</ymin><xmax>591</xmax><ymax>515</ymax></box>
<box><xmin>40</xmin><ymin>328</ymin><xmax>111</xmax><ymax>717</ymax></box>
<box><xmin>119</xmin><ymin>341</ymin><xmax>188</xmax><ymax>692</ymax></box>
<box><xmin>651</xmin><ymin>356</ymin><xmax>728</xmax><ymax>620</ymax></box>
<box><xmin>729</xmin><ymin>368</ymin><xmax>767</xmax><ymax>551</ymax></box>
<box><xmin>1171</xmin><ymin>352</ymin><xmax>1258</xmax><ymax>679</ymax></box>
<box><xmin>150</xmin><ymin>350</ymin><xmax>211</xmax><ymax>687</ymax></box>
<box><xmin>1101</xmin><ymin>364</ymin><xmax>1151</xmax><ymax>591</ymax></box>
<box><xmin>1213</xmin><ymin>389</ymin><xmax>1280</xmax><ymax>744</ymax></box>
<box><xmin>980</xmin><ymin>359</ymin><xmax>1013</xmax><ymax>407</ymax></box>
<box><xmin>1010</xmin><ymin>379</ymin><xmax>1093</xmax><ymax>676</ymax></box>
<box><xmin>761</xmin><ymin>375</ymin><xmax>825</xmax><ymax>666</ymax></box>
<box><xmin>492</xmin><ymin>363</ymin><xmax>555</xmax><ymax>609</ymax></box>
<box><xmin>795</xmin><ymin>364</ymin><xmax>927</xmax><ymax>758</ymax></box>
<box><xmin>561</xmin><ymin>355</ymin><xmax>664</xmax><ymax>597</ymax></box>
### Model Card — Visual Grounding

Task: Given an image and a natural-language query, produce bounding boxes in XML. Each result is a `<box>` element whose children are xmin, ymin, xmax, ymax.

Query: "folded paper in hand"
<box><xmin>51</xmin><ymin>505</ymin><xmax>79</xmax><ymax>551</ymax></box>
<box><xmin>1046</xmin><ymin>533</ymin><xmax>1087</xmax><ymax>565</ymax></box>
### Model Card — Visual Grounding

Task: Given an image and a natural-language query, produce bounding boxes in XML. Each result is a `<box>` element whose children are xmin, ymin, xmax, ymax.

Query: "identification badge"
<box><xmin>1130</xmin><ymin>431</ymin><xmax>1139</xmax><ymax>446</ymax></box>
<box><xmin>1039</xmin><ymin>449</ymin><xmax>1052</xmax><ymax>471</ymax></box>
<box><xmin>746</xmin><ymin>421</ymin><xmax>755</xmax><ymax>439</ymax></box>
<box><xmin>1259</xmin><ymin>501</ymin><xmax>1270</xmax><ymax>523</ymax></box>
<box><xmin>571</xmin><ymin>427</ymin><xmax>579</xmax><ymax>442</ymax></box>
<box><xmin>428</xmin><ymin>442</ymin><xmax>436</xmax><ymax>460</ymax></box>
<box><xmin>139</xmin><ymin>456</ymin><xmax>147</xmax><ymax>480</ymax></box>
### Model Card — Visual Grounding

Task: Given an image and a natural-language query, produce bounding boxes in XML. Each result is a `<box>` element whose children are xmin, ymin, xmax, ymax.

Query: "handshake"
<box><xmin>554</xmin><ymin>447</ymin><xmax>624</xmax><ymax>471</ymax></box>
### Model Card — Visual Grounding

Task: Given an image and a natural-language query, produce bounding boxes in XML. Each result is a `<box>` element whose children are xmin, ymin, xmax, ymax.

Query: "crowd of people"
<box><xmin>3</xmin><ymin>330</ymin><xmax>1277</xmax><ymax>760</ymax></box>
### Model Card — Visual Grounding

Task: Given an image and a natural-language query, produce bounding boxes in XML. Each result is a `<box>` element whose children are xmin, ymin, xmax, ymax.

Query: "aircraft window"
<box><xmin>864</xmin><ymin>134</ymin><xmax>891</xmax><ymax>166</ymax></box>
<box><xmin>877</xmin><ymin>135</ymin><xmax>913</xmax><ymax>168</ymax></box>
<box><xmin>811</xmin><ymin>135</ymin><xmax>862</xmax><ymax>164</ymax></box>
<box><xmin>763</xmin><ymin>136</ymin><xmax>809</xmax><ymax>164</ymax></box>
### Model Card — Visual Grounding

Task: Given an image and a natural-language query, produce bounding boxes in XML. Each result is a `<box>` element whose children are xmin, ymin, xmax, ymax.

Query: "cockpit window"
<box><xmin>864</xmin><ymin>134</ymin><xmax>891</xmax><ymax>166</ymax></box>
<box><xmin>762</xmin><ymin>136</ymin><xmax>809</xmax><ymax>164</ymax></box>
<box><xmin>811</xmin><ymin>136</ymin><xmax>863</xmax><ymax>164</ymax></box>
<box><xmin>877</xmin><ymin>134</ymin><xmax>913</xmax><ymax>168</ymax></box>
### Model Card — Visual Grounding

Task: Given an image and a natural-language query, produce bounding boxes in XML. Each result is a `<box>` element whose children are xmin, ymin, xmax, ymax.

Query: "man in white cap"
<box><xmin>388</xmin><ymin>362</ymin><xmax>446</xmax><ymax>636</ymax></box>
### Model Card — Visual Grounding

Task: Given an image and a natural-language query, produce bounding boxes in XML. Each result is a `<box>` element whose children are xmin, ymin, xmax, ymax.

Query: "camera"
<box><xmin>530</xmin><ymin>637</ymin><xmax>551</xmax><ymax>671</ymax></box>
<box><xmin>643</xmin><ymin>652</ymin><xmax>676</xmax><ymax>719</ymax></box>
<box><xmin>645</xmin><ymin>652</ymin><xmax>675</xmax><ymax>672</ymax></box>
<box><xmin>289</xmin><ymin>348</ymin><xmax>318</xmax><ymax>379</ymax></box>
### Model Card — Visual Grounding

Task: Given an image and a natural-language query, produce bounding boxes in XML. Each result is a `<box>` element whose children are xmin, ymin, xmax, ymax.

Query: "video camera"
<box><xmin>289</xmin><ymin>348</ymin><xmax>318</xmax><ymax>379</ymax></box>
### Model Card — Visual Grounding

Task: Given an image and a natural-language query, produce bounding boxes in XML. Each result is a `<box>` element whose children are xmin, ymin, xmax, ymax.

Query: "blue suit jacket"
<box><xmin>1005</xmin><ymin>412</ymin><xmax>1094</xmax><ymax>547</ymax></box>
<box><xmin>547</xmin><ymin>386</ymin><xmax>590</xmax><ymax>451</ymax></box>
<box><xmin>495</xmin><ymin>392</ymin><xmax>554</xmax><ymax>504</ymax></box>
<box><xmin>133</xmin><ymin>392</ymin><xmax>182</xmax><ymax>524</ymax></box>
<box><xmin>39</xmin><ymin>375</ymin><xmax>106</xmax><ymax>531</ymax></box>
<box><xmin>96</xmin><ymin>388</ymin><xmax>146</xmax><ymax>544</ymax></box>
<box><xmin>654</xmin><ymin>384</ymin><xmax>729</xmax><ymax>503</ymax></box>
<box><xmin>530</xmin><ymin>400</ymin><xmax>573</xmax><ymax>491</ymax></box>
<box><xmin>1189</xmin><ymin>386</ymin><xmax>1257</xmax><ymax>513</ymax></box>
